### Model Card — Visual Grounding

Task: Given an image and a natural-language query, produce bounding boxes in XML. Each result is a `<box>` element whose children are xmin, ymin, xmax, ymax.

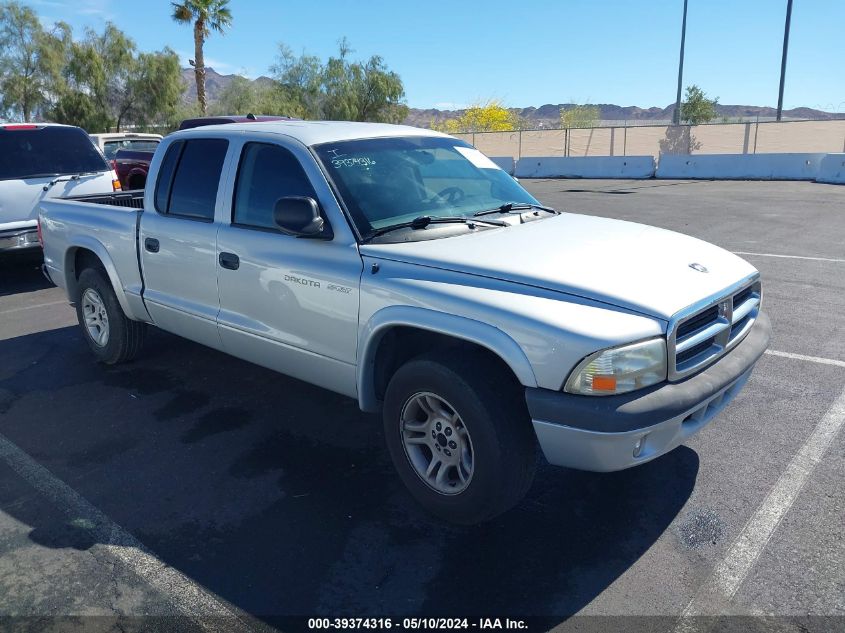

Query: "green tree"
<box><xmin>439</xmin><ymin>100</ymin><xmax>518</xmax><ymax>133</ymax></box>
<box><xmin>354</xmin><ymin>54</ymin><xmax>408</xmax><ymax>123</ymax></box>
<box><xmin>51</xmin><ymin>92</ymin><xmax>110</xmax><ymax>132</ymax></box>
<box><xmin>560</xmin><ymin>104</ymin><xmax>600</xmax><ymax>129</ymax></box>
<box><xmin>270</xmin><ymin>39</ymin><xmax>408</xmax><ymax>123</ymax></box>
<box><xmin>60</xmin><ymin>24</ymin><xmax>135</xmax><ymax>130</ymax></box>
<box><xmin>212</xmin><ymin>75</ymin><xmax>257</xmax><ymax>114</ymax></box>
<box><xmin>680</xmin><ymin>84</ymin><xmax>719</xmax><ymax>125</ymax></box>
<box><xmin>52</xmin><ymin>24</ymin><xmax>183</xmax><ymax>131</ymax></box>
<box><xmin>171</xmin><ymin>0</ymin><xmax>232</xmax><ymax>116</ymax></box>
<box><xmin>128</xmin><ymin>49</ymin><xmax>184</xmax><ymax>130</ymax></box>
<box><xmin>271</xmin><ymin>44</ymin><xmax>323</xmax><ymax>119</ymax></box>
<box><xmin>0</xmin><ymin>2</ymin><xmax>69</xmax><ymax>121</ymax></box>
<box><xmin>164</xmin><ymin>101</ymin><xmax>202</xmax><ymax>133</ymax></box>
<box><xmin>212</xmin><ymin>75</ymin><xmax>296</xmax><ymax>117</ymax></box>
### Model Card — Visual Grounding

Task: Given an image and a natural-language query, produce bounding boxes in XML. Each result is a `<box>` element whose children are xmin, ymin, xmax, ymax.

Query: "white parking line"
<box><xmin>676</xmin><ymin>383</ymin><xmax>845</xmax><ymax>628</ymax></box>
<box><xmin>0</xmin><ymin>300</ymin><xmax>69</xmax><ymax>315</ymax></box>
<box><xmin>0</xmin><ymin>432</ymin><xmax>261</xmax><ymax>632</ymax></box>
<box><xmin>733</xmin><ymin>251</ymin><xmax>845</xmax><ymax>263</ymax></box>
<box><xmin>765</xmin><ymin>349</ymin><xmax>845</xmax><ymax>368</ymax></box>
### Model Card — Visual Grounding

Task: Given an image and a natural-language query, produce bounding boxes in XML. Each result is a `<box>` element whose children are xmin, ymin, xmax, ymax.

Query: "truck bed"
<box><xmin>39</xmin><ymin>193</ymin><xmax>148</xmax><ymax>322</ymax></box>
<box><xmin>64</xmin><ymin>190</ymin><xmax>145</xmax><ymax>208</ymax></box>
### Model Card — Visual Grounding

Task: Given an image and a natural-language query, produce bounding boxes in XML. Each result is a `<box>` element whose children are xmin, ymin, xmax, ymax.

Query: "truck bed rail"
<box><xmin>63</xmin><ymin>191</ymin><xmax>144</xmax><ymax>209</ymax></box>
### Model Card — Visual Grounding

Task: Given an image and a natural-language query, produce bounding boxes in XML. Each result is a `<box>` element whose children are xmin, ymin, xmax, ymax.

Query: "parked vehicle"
<box><xmin>39</xmin><ymin>121</ymin><xmax>770</xmax><ymax>523</ymax></box>
<box><xmin>113</xmin><ymin>148</ymin><xmax>155</xmax><ymax>190</ymax></box>
<box><xmin>89</xmin><ymin>133</ymin><xmax>162</xmax><ymax>162</ymax></box>
<box><xmin>1</xmin><ymin>123</ymin><xmax>120</xmax><ymax>253</ymax></box>
<box><xmin>178</xmin><ymin>113</ymin><xmax>296</xmax><ymax>130</ymax></box>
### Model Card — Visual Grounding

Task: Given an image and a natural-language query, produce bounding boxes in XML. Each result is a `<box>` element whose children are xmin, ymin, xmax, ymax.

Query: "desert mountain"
<box><xmin>182</xmin><ymin>68</ymin><xmax>842</xmax><ymax>126</ymax></box>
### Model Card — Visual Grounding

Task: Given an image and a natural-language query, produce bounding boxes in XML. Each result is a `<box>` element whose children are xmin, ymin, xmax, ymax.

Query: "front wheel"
<box><xmin>75</xmin><ymin>267</ymin><xmax>146</xmax><ymax>364</ymax></box>
<box><xmin>383</xmin><ymin>351</ymin><xmax>536</xmax><ymax>524</ymax></box>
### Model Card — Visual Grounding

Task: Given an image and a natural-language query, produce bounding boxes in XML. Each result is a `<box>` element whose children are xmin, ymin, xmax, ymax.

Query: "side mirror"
<box><xmin>273</xmin><ymin>196</ymin><xmax>328</xmax><ymax>238</ymax></box>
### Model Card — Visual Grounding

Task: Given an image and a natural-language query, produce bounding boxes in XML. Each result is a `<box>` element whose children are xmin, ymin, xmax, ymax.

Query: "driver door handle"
<box><xmin>219</xmin><ymin>252</ymin><xmax>240</xmax><ymax>270</ymax></box>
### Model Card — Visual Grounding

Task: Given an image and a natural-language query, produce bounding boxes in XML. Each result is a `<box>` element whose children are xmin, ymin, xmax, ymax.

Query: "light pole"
<box><xmin>673</xmin><ymin>0</ymin><xmax>689</xmax><ymax>125</ymax></box>
<box><xmin>776</xmin><ymin>0</ymin><xmax>794</xmax><ymax>121</ymax></box>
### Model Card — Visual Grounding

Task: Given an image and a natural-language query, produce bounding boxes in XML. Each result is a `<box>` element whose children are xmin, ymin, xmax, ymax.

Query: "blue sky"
<box><xmin>29</xmin><ymin>0</ymin><xmax>845</xmax><ymax>111</ymax></box>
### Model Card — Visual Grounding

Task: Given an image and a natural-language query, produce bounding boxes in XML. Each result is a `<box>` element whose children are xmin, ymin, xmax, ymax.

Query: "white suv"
<box><xmin>0</xmin><ymin>123</ymin><xmax>120</xmax><ymax>253</ymax></box>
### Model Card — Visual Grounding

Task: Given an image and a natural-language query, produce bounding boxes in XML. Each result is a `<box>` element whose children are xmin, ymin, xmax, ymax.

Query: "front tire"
<box><xmin>383</xmin><ymin>351</ymin><xmax>536</xmax><ymax>524</ymax></box>
<box><xmin>75</xmin><ymin>267</ymin><xmax>146</xmax><ymax>364</ymax></box>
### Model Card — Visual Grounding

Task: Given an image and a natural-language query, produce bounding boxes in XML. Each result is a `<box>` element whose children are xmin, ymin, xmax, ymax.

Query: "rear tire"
<box><xmin>75</xmin><ymin>267</ymin><xmax>146</xmax><ymax>364</ymax></box>
<box><xmin>383</xmin><ymin>350</ymin><xmax>536</xmax><ymax>524</ymax></box>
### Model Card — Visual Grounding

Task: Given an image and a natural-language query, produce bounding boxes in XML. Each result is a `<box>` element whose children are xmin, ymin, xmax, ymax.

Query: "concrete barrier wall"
<box><xmin>816</xmin><ymin>154</ymin><xmax>845</xmax><ymax>184</ymax></box>
<box><xmin>514</xmin><ymin>156</ymin><xmax>655</xmax><ymax>179</ymax></box>
<box><xmin>490</xmin><ymin>156</ymin><xmax>515</xmax><ymax>175</ymax></box>
<box><xmin>656</xmin><ymin>153</ymin><xmax>826</xmax><ymax>180</ymax></box>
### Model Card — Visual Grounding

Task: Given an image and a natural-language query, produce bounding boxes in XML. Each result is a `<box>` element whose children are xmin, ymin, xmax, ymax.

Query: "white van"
<box><xmin>0</xmin><ymin>123</ymin><xmax>120</xmax><ymax>253</ymax></box>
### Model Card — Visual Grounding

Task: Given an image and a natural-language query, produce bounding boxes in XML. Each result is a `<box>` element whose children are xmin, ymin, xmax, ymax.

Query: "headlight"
<box><xmin>564</xmin><ymin>337</ymin><xmax>667</xmax><ymax>396</ymax></box>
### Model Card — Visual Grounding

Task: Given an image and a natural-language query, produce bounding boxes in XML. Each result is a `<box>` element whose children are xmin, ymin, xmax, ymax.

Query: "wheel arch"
<box><xmin>357</xmin><ymin>305</ymin><xmax>538</xmax><ymax>412</ymax></box>
<box><xmin>64</xmin><ymin>240</ymin><xmax>133</xmax><ymax>317</ymax></box>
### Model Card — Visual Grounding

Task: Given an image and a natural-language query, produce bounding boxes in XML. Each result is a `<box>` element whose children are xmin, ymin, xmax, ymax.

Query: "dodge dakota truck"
<box><xmin>39</xmin><ymin>121</ymin><xmax>770</xmax><ymax>524</ymax></box>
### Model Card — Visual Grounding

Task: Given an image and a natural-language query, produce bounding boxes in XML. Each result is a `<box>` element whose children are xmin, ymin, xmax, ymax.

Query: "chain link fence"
<box><xmin>453</xmin><ymin>119</ymin><xmax>845</xmax><ymax>160</ymax></box>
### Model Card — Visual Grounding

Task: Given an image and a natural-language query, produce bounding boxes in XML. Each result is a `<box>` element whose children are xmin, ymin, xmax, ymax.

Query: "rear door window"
<box><xmin>155</xmin><ymin>138</ymin><xmax>228</xmax><ymax>221</ymax></box>
<box><xmin>0</xmin><ymin>125</ymin><xmax>109</xmax><ymax>180</ymax></box>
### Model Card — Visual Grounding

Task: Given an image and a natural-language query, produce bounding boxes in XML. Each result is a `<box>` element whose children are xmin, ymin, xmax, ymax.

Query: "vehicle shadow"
<box><xmin>0</xmin><ymin>252</ymin><xmax>52</xmax><ymax>297</ymax></box>
<box><xmin>0</xmin><ymin>325</ymin><xmax>698</xmax><ymax>626</ymax></box>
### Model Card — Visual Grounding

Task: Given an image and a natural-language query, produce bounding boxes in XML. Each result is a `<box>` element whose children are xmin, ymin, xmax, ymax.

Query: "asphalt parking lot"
<box><xmin>0</xmin><ymin>179</ymin><xmax>843</xmax><ymax>632</ymax></box>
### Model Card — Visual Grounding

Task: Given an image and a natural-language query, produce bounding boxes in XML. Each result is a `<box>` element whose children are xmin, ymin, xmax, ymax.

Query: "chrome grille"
<box><xmin>667</xmin><ymin>276</ymin><xmax>762</xmax><ymax>380</ymax></box>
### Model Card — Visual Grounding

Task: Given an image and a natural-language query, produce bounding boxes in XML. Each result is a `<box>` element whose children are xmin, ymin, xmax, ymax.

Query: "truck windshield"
<box><xmin>314</xmin><ymin>136</ymin><xmax>538</xmax><ymax>238</ymax></box>
<box><xmin>0</xmin><ymin>126</ymin><xmax>109</xmax><ymax>181</ymax></box>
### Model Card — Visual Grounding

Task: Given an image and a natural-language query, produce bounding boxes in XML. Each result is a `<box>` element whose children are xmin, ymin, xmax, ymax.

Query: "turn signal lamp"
<box><xmin>565</xmin><ymin>337</ymin><xmax>667</xmax><ymax>396</ymax></box>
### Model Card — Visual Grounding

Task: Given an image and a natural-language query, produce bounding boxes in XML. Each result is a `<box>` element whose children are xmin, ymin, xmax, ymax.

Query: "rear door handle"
<box><xmin>219</xmin><ymin>252</ymin><xmax>240</xmax><ymax>270</ymax></box>
<box><xmin>144</xmin><ymin>237</ymin><xmax>159</xmax><ymax>253</ymax></box>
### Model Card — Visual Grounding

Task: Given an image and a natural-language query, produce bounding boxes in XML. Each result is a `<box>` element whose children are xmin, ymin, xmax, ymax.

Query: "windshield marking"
<box><xmin>331</xmin><ymin>156</ymin><xmax>377</xmax><ymax>168</ymax></box>
<box><xmin>314</xmin><ymin>136</ymin><xmax>541</xmax><ymax>243</ymax></box>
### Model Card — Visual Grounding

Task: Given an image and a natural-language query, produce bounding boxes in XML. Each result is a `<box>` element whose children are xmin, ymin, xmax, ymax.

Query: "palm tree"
<box><xmin>171</xmin><ymin>0</ymin><xmax>232</xmax><ymax>116</ymax></box>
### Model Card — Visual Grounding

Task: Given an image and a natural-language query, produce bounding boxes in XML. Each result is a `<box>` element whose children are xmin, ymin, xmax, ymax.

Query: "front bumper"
<box><xmin>527</xmin><ymin>311</ymin><xmax>771</xmax><ymax>472</ymax></box>
<box><xmin>0</xmin><ymin>228</ymin><xmax>39</xmax><ymax>252</ymax></box>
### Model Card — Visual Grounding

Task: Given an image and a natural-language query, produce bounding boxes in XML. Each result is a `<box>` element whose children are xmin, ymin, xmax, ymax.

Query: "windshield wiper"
<box><xmin>362</xmin><ymin>215</ymin><xmax>507</xmax><ymax>243</ymax></box>
<box><xmin>473</xmin><ymin>202</ymin><xmax>558</xmax><ymax>217</ymax></box>
<box><xmin>43</xmin><ymin>171</ymin><xmax>103</xmax><ymax>192</ymax></box>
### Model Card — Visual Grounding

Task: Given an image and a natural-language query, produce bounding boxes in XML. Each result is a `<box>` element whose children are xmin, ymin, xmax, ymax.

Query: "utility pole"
<box><xmin>673</xmin><ymin>0</ymin><xmax>689</xmax><ymax>125</ymax></box>
<box><xmin>776</xmin><ymin>0</ymin><xmax>793</xmax><ymax>121</ymax></box>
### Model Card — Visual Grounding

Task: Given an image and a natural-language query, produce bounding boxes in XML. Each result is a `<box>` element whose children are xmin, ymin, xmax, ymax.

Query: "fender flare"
<box><xmin>64</xmin><ymin>237</ymin><xmax>135</xmax><ymax>319</ymax></box>
<box><xmin>357</xmin><ymin>305</ymin><xmax>538</xmax><ymax>412</ymax></box>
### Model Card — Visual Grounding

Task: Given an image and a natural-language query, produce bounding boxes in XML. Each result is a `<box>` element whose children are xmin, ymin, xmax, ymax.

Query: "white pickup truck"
<box><xmin>40</xmin><ymin>121</ymin><xmax>770</xmax><ymax>523</ymax></box>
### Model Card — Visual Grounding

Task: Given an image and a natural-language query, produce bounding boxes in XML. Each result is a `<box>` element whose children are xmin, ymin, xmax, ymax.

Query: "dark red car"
<box><xmin>113</xmin><ymin>148</ymin><xmax>154</xmax><ymax>190</ymax></box>
<box><xmin>177</xmin><ymin>114</ymin><xmax>297</xmax><ymax>131</ymax></box>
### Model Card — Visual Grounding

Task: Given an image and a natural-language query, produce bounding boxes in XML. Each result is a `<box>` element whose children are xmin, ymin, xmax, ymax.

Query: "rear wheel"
<box><xmin>75</xmin><ymin>267</ymin><xmax>146</xmax><ymax>364</ymax></box>
<box><xmin>383</xmin><ymin>351</ymin><xmax>536</xmax><ymax>524</ymax></box>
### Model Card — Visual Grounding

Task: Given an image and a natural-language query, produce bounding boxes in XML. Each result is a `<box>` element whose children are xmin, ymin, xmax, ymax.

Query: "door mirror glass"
<box><xmin>273</xmin><ymin>196</ymin><xmax>326</xmax><ymax>237</ymax></box>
